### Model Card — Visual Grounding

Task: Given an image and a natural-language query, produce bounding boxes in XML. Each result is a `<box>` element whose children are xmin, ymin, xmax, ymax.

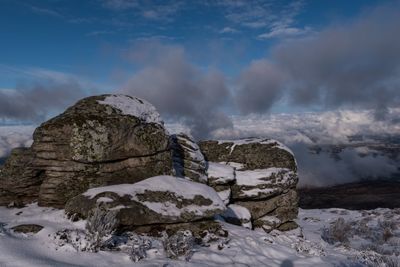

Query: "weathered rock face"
<box><xmin>65</xmin><ymin>176</ymin><xmax>226</xmax><ymax>228</ymax></box>
<box><xmin>170</xmin><ymin>134</ymin><xmax>207</xmax><ymax>184</ymax></box>
<box><xmin>0</xmin><ymin>148</ymin><xmax>43</xmax><ymax>207</ymax></box>
<box><xmin>200</xmin><ymin>138</ymin><xmax>299</xmax><ymax>232</ymax></box>
<box><xmin>0</xmin><ymin>94</ymin><xmax>173</xmax><ymax>208</ymax></box>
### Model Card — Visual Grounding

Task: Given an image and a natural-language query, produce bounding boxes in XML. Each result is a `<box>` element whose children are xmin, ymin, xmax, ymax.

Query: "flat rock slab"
<box><xmin>65</xmin><ymin>176</ymin><xmax>226</xmax><ymax>227</ymax></box>
<box><xmin>11</xmin><ymin>224</ymin><xmax>44</xmax><ymax>234</ymax></box>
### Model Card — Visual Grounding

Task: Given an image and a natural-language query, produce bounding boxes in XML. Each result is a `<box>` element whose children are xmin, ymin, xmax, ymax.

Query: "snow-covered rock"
<box><xmin>65</xmin><ymin>176</ymin><xmax>226</xmax><ymax>227</ymax></box>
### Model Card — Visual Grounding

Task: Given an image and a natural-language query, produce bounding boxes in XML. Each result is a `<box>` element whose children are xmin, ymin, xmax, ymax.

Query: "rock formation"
<box><xmin>0</xmin><ymin>95</ymin><xmax>173</xmax><ymax>207</ymax></box>
<box><xmin>199</xmin><ymin>138</ymin><xmax>299</xmax><ymax>232</ymax></box>
<box><xmin>0</xmin><ymin>94</ymin><xmax>299</xmax><ymax>234</ymax></box>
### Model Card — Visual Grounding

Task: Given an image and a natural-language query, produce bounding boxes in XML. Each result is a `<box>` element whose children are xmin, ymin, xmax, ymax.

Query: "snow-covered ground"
<box><xmin>1</xmin><ymin>204</ymin><xmax>398</xmax><ymax>267</ymax></box>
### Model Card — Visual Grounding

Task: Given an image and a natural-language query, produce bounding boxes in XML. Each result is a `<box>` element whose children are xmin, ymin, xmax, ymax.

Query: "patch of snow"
<box><xmin>221</xmin><ymin>161</ymin><xmax>245</xmax><ymax>170</ymax></box>
<box><xmin>1</xmin><ymin>203</ymin><xmax>398</xmax><ymax>266</ymax></box>
<box><xmin>97</xmin><ymin>94</ymin><xmax>162</xmax><ymax>124</ymax></box>
<box><xmin>217</xmin><ymin>137</ymin><xmax>294</xmax><ymax>156</ymax></box>
<box><xmin>235</xmin><ymin>167</ymin><xmax>293</xmax><ymax>186</ymax></box>
<box><xmin>207</xmin><ymin>162</ymin><xmax>235</xmax><ymax>184</ymax></box>
<box><xmin>216</xmin><ymin>188</ymin><xmax>231</xmax><ymax>205</ymax></box>
<box><xmin>239</xmin><ymin>187</ymin><xmax>278</xmax><ymax>198</ymax></box>
<box><xmin>96</xmin><ymin>197</ymin><xmax>113</xmax><ymax>203</ymax></box>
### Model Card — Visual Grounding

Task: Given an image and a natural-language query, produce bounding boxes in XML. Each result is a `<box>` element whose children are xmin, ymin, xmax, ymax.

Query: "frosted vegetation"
<box><xmin>1</xmin><ymin>203</ymin><xmax>399</xmax><ymax>266</ymax></box>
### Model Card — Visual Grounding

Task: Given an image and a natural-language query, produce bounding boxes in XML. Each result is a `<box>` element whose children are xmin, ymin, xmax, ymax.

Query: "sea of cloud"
<box><xmin>0</xmin><ymin>108</ymin><xmax>399</xmax><ymax>188</ymax></box>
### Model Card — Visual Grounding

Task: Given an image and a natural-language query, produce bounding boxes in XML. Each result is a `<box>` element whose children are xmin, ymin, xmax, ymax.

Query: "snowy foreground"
<box><xmin>1</xmin><ymin>205</ymin><xmax>399</xmax><ymax>267</ymax></box>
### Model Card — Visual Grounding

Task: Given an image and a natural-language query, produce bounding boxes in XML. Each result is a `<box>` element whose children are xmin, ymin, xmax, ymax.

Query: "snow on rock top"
<box><xmin>97</xmin><ymin>94</ymin><xmax>162</xmax><ymax>124</ymax></box>
<box><xmin>217</xmin><ymin>137</ymin><xmax>294</xmax><ymax>156</ymax></box>
<box><xmin>207</xmin><ymin>162</ymin><xmax>235</xmax><ymax>184</ymax></box>
<box><xmin>235</xmin><ymin>167</ymin><xmax>293</xmax><ymax>186</ymax></box>
<box><xmin>83</xmin><ymin>176</ymin><xmax>226</xmax><ymax>217</ymax></box>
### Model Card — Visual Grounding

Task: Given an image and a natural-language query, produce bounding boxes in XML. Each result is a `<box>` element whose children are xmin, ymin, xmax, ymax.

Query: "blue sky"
<box><xmin>0</xmin><ymin>0</ymin><xmax>385</xmax><ymax>87</ymax></box>
<box><xmin>1</xmin><ymin>0</ymin><xmax>399</xmax><ymax>134</ymax></box>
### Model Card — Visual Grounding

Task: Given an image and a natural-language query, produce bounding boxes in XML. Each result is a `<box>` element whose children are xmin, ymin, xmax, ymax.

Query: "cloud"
<box><xmin>0</xmin><ymin>126</ymin><xmax>34</xmax><ymax>160</ymax></box>
<box><xmin>101</xmin><ymin>0</ymin><xmax>184</xmax><ymax>21</ymax></box>
<box><xmin>258</xmin><ymin>26</ymin><xmax>311</xmax><ymax>39</ymax></box>
<box><xmin>86</xmin><ymin>30</ymin><xmax>114</xmax><ymax>37</ymax></box>
<box><xmin>209</xmin><ymin>0</ymin><xmax>306</xmax><ymax>37</ymax></box>
<box><xmin>29</xmin><ymin>5</ymin><xmax>63</xmax><ymax>18</ymax></box>
<box><xmin>235</xmin><ymin>59</ymin><xmax>286</xmax><ymax>114</ymax></box>
<box><xmin>219</xmin><ymin>27</ymin><xmax>239</xmax><ymax>34</ymax></box>
<box><xmin>0</xmin><ymin>68</ymin><xmax>88</xmax><ymax>122</ymax></box>
<box><xmin>182</xmin><ymin>108</ymin><xmax>400</xmax><ymax>188</ymax></box>
<box><xmin>236</xmin><ymin>4</ymin><xmax>400</xmax><ymax>116</ymax></box>
<box><xmin>120</xmin><ymin>41</ymin><xmax>232</xmax><ymax>139</ymax></box>
<box><xmin>294</xmin><ymin>144</ymin><xmax>399</xmax><ymax>188</ymax></box>
<box><xmin>102</xmin><ymin>0</ymin><xmax>139</xmax><ymax>10</ymax></box>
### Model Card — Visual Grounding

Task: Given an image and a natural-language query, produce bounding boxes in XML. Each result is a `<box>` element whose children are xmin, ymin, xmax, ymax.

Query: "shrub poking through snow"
<box><xmin>128</xmin><ymin>234</ymin><xmax>152</xmax><ymax>262</ymax></box>
<box><xmin>0</xmin><ymin>222</ymin><xmax>7</xmax><ymax>236</ymax></box>
<box><xmin>322</xmin><ymin>217</ymin><xmax>352</xmax><ymax>244</ymax></box>
<box><xmin>85</xmin><ymin>205</ymin><xmax>118</xmax><ymax>252</ymax></box>
<box><xmin>163</xmin><ymin>230</ymin><xmax>195</xmax><ymax>261</ymax></box>
<box><xmin>53</xmin><ymin>229</ymin><xmax>90</xmax><ymax>251</ymax></box>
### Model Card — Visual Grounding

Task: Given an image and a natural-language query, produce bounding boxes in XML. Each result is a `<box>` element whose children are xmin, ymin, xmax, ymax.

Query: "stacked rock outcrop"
<box><xmin>0</xmin><ymin>94</ymin><xmax>299</xmax><ymax>234</ymax></box>
<box><xmin>199</xmin><ymin>138</ymin><xmax>299</xmax><ymax>232</ymax></box>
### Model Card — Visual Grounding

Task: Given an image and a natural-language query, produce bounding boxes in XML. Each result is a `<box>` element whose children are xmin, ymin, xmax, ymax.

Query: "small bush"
<box><xmin>0</xmin><ymin>222</ymin><xmax>7</xmax><ymax>236</ymax></box>
<box><xmin>163</xmin><ymin>230</ymin><xmax>195</xmax><ymax>261</ymax></box>
<box><xmin>85</xmin><ymin>205</ymin><xmax>118</xmax><ymax>252</ymax></box>
<box><xmin>322</xmin><ymin>217</ymin><xmax>352</xmax><ymax>245</ymax></box>
<box><xmin>129</xmin><ymin>234</ymin><xmax>152</xmax><ymax>262</ymax></box>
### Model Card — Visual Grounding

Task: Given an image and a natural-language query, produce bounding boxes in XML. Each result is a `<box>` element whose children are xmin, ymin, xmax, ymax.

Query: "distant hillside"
<box><xmin>299</xmin><ymin>180</ymin><xmax>400</xmax><ymax>210</ymax></box>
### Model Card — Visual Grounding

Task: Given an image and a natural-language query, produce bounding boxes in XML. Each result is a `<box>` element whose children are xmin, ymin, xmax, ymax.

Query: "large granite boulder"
<box><xmin>0</xmin><ymin>94</ymin><xmax>173</xmax><ymax>208</ymax></box>
<box><xmin>170</xmin><ymin>133</ymin><xmax>207</xmax><ymax>184</ymax></box>
<box><xmin>65</xmin><ymin>176</ymin><xmax>226</xmax><ymax>229</ymax></box>
<box><xmin>199</xmin><ymin>138</ymin><xmax>299</xmax><ymax>232</ymax></box>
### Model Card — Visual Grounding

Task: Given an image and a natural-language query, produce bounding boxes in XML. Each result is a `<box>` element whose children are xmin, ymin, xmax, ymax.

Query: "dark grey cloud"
<box><xmin>121</xmin><ymin>41</ymin><xmax>232</xmax><ymax>139</ymax></box>
<box><xmin>236</xmin><ymin>4</ymin><xmax>400</xmax><ymax>116</ymax></box>
<box><xmin>0</xmin><ymin>78</ymin><xmax>86</xmax><ymax>122</ymax></box>
<box><xmin>293</xmin><ymin>144</ymin><xmax>399</xmax><ymax>188</ymax></box>
<box><xmin>235</xmin><ymin>59</ymin><xmax>285</xmax><ymax>114</ymax></box>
